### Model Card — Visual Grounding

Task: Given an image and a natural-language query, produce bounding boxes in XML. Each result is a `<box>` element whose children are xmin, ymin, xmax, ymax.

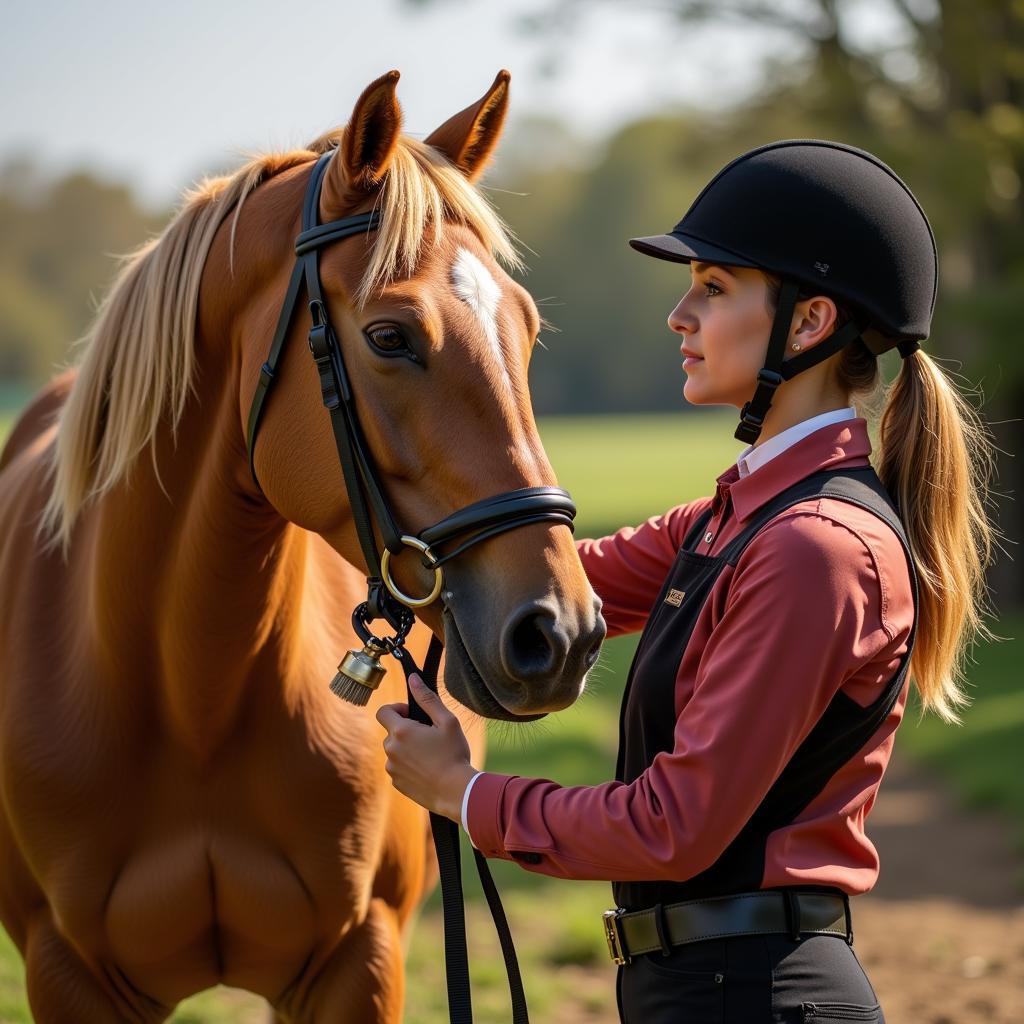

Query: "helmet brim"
<box><xmin>628</xmin><ymin>231</ymin><xmax>759</xmax><ymax>269</ymax></box>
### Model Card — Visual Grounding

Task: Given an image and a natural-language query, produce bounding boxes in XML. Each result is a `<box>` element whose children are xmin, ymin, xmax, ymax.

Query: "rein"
<box><xmin>245</xmin><ymin>149</ymin><xmax>570</xmax><ymax>1022</ymax></box>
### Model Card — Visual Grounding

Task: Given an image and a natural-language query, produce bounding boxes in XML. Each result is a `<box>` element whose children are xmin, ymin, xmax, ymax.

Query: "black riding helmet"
<box><xmin>629</xmin><ymin>139</ymin><xmax>937</xmax><ymax>443</ymax></box>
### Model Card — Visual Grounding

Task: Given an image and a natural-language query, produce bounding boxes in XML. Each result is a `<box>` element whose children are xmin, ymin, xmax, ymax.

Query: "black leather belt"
<box><xmin>603</xmin><ymin>889</ymin><xmax>853</xmax><ymax>965</ymax></box>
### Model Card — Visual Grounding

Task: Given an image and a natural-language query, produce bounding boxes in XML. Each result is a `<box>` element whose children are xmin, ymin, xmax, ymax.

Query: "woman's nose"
<box><xmin>668</xmin><ymin>296</ymin><xmax>696</xmax><ymax>335</ymax></box>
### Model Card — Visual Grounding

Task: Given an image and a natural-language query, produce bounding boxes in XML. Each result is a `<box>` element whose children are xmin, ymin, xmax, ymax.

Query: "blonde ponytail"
<box><xmin>873</xmin><ymin>349</ymin><xmax>1002</xmax><ymax>724</ymax></box>
<box><xmin>766</xmin><ymin>272</ymin><xmax>1005</xmax><ymax>725</ymax></box>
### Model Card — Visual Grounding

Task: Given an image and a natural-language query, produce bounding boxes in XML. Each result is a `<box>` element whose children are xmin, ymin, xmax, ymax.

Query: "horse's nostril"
<box><xmin>503</xmin><ymin>605</ymin><xmax>564</xmax><ymax>683</ymax></box>
<box><xmin>584</xmin><ymin>641</ymin><xmax>601</xmax><ymax>670</ymax></box>
<box><xmin>513</xmin><ymin>616</ymin><xmax>550</xmax><ymax>663</ymax></box>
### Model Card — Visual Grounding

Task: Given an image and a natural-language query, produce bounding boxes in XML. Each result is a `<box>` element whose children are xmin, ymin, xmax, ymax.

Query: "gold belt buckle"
<box><xmin>602</xmin><ymin>908</ymin><xmax>630</xmax><ymax>965</ymax></box>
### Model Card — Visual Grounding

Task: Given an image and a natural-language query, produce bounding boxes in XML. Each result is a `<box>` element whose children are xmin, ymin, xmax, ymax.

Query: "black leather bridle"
<box><xmin>244</xmin><ymin>149</ymin><xmax>570</xmax><ymax>1022</ymax></box>
<box><xmin>246</xmin><ymin>151</ymin><xmax>576</xmax><ymax>645</ymax></box>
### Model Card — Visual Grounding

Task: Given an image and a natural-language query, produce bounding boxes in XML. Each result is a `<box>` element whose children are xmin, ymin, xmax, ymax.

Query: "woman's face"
<box><xmin>668</xmin><ymin>261</ymin><xmax>775</xmax><ymax>409</ymax></box>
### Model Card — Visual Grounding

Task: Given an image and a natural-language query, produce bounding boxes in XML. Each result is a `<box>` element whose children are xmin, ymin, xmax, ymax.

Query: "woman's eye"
<box><xmin>365</xmin><ymin>325</ymin><xmax>411</xmax><ymax>357</ymax></box>
<box><xmin>703</xmin><ymin>282</ymin><xmax>723</xmax><ymax>297</ymax></box>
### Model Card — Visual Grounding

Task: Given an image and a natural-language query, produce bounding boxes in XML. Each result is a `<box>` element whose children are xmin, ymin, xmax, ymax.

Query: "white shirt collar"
<box><xmin>737</xmin><ymin>406</ymin><xmax>857</xmax><ymax>479</ymax></box>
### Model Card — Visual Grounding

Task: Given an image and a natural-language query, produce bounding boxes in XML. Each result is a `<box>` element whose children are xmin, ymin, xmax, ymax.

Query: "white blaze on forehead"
<box><xmin>451</xmin><ymin>247</ymin><xmax>505</xmax><ymax>365</ymax></box>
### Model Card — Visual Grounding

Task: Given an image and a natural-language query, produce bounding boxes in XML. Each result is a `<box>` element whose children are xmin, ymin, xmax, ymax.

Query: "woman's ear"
<box><xmin>424</xmin><ymin>70</ymin><xmax>510</xmax><ymax>181</ymax></box>
<box><xmin>790</xmin><ymin>295</ymin><xmax>840</xmax><ymax>352</ymax></box>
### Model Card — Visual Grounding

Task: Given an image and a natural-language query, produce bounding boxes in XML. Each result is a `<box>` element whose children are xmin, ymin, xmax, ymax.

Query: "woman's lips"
<box><xmin>682</xmin><ymin>355</ymin><xmax>704</xmax><ymax>368</ymax></box>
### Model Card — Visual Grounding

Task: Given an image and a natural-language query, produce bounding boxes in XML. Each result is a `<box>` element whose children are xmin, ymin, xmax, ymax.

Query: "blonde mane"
<box><xmin>39</xmin><ymin>131</ymin><xmax>521</xmax><ymax>555</ymax></box>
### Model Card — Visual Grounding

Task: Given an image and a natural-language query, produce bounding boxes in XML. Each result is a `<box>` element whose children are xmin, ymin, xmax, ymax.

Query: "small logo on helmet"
<box><xmin>814</xmin><ymin>261</ymin><xmax>830</xmax><ymax>276</ymax></box>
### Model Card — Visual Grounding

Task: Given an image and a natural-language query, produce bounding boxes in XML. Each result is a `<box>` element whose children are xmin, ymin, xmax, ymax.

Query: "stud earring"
<box><xmin>791</xmin><ymin>342</ymin><xmax>802</xmax><ymax>352</ymax></box>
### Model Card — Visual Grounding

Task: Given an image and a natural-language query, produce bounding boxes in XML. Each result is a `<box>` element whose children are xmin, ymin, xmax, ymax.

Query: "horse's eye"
<box><xmin>364</xmin><ymin>325</ymin><xmax>411</xmax><ymax>358</ymax></box>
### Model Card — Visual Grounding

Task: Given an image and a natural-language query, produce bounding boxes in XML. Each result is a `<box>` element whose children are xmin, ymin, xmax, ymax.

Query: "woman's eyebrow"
<box><xmin>691</xmin><ymin>261</ymin><xmax>736</xmax><ymax>278</ymax></box>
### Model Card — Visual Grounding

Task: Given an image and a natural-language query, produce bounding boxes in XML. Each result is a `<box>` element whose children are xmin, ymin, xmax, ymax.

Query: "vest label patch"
<box><xmin>665</xmin><ymin>589</ymin><xmax>686</xmax><ymax>606</ymax></box>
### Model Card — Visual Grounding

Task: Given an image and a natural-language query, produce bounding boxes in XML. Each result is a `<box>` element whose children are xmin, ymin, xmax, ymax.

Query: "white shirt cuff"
<box><xmin>460</xmin><ymin>770</ymin><xmax>484</xmax><ymax>840</ymax></box>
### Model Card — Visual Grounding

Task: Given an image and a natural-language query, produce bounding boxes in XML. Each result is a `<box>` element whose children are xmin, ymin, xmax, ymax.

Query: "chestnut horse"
<box><xmin>0</xmin><ymin>71</ymin><xmax>604</xmax><ymax>1022</ymax></box>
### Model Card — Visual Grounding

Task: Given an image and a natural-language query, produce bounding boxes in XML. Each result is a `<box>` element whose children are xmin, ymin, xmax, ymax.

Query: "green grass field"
<box><xmin>538</xmin><ymin>409</ymin><xmax>747</xmax><ymax>537</ymax></box>
<box><xmin>0</xmin><ymin>407</ymin><xmax>1019</xmax><ymax>1021</ymax></box>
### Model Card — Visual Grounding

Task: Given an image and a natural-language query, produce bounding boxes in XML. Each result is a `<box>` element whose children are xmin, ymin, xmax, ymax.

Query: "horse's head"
<box><xmin>237</xmin><ymin>71</ymin><xmax>605</xmax><ymax>720</ymax></box>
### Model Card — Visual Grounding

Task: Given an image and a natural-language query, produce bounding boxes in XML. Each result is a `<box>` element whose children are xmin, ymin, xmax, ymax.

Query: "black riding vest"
<box><xmin>612</xmin><ymin>465</ymin><xmax>920</xmax><ymax>911</ymax></box>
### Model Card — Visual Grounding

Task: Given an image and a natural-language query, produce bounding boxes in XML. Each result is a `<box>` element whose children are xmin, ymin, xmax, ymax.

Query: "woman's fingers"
<box><xmin>375</xmin><ymin>702</ymin><xmax>409</xmax><ymax>730</ymax></box>
<box><xmin>407</xmin><ymin>673</ymin><xmax>455</xmax><ymax>728</ymax></box>
<box><xmin>373</xmin><ymin>676</ymin><xmax>476</xmax><ymax>820</ymax></box>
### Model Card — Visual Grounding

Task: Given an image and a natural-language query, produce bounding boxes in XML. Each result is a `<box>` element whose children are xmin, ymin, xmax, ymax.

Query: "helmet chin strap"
<box><xmin>735</xmin><ymin>279</ymin><xmax>867</xmax><ymax>445</ymax></box>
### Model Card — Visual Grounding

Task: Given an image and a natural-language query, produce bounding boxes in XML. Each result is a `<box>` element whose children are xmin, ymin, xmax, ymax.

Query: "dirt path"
<box><xmin>852</xmin><ymin>746</ymin><xmax>1023</xmax><ymax>1024</ymax></box>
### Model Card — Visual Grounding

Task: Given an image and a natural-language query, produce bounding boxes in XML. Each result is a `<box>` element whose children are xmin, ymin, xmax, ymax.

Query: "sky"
<box><xmin>0</xmin><ymin>0</ymin><xmax>806</xmax><ymax>207</ymax></box>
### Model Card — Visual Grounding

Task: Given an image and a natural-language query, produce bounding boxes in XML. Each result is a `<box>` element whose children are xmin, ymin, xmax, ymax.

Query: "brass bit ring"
<box><xmin>380</xmin><ymin>536</ymin><xmax>444</xmax><ymax>609</ymax></box>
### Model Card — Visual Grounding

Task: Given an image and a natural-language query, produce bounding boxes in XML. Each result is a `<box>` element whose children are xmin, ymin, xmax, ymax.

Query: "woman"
<box><xmin>376</xmin><ymin>139</ymin><xmax>999</xmax><ymax>1022</ymax></box>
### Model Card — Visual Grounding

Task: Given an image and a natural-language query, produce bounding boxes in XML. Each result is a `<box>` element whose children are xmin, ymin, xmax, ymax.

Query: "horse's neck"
<box><xmin>92</xmin><ymin>369</ymin><xmax>317</xmax><ymax>756</ymax></box>
<box><xmin>83</xmin><ymin>162</ymin><xmax>371</xmax><ymax>756</ymax></box>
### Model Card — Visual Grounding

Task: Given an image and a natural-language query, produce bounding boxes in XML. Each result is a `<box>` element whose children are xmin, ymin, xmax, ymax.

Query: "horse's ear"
<box><xmin>333</xmin><ymin>70</ymin><xmax>404</xmax><ymax>196</ymax></box>
<box><xmin>425</xmin><ymin>70</ymin><xmax>510</xmax><ymax>182</ymax></box>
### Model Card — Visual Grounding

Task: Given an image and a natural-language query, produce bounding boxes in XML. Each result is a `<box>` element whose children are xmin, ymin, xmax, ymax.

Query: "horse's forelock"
<box><xmin>352</xmin><ymin>136</ymin><xmax>522</xmax><ymax>309</ymax></box>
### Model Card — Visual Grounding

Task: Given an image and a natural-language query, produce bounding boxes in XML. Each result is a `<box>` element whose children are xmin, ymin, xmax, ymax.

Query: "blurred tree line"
<box><xmin>1</xmin><ymin>0</ymin><xmax>1020</xmax><ymax>601</ymax></box>
<box><xmin>0</xmin><ymin>157</ymin><xmax>164</xmax><ymax>387</ymax></box>
<box><xmin>488</xmin><ymin>0</ymin><xmax>1024</xmax><ymax>421</ymax></box>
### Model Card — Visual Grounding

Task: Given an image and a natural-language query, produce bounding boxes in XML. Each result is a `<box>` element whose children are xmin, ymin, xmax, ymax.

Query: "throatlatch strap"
<box><xmin>396</xmin><ymin>637</ymin><xmax>530</xmax><ymax>1024</ymax></box>
<box><xmin>246</xmin><ymin>258</ymin><xmax>306</xmax><ymax>486</ymax></box>
<box><xmin>245</xmin><ymin>153</ymin><xmax>383</xmax><ymax>504</ymax></box>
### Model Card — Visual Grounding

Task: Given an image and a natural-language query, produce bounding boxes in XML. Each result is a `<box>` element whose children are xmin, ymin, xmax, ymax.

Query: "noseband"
<box><xmin>245</xmin><ymin>150</ymin><xmax>576</xmax><ymax>660</ymax></box>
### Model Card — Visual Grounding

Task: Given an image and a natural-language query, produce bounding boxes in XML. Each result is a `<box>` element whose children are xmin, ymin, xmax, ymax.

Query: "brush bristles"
<box><xmin>329</xmin><ymin>672</ymin><xmax>373</xmax><ymax>706</ymax></box>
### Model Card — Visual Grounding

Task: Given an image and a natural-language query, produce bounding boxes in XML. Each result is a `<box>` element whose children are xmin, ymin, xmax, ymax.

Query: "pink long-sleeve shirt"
<box><xmin>466</xmin><ymin>414</ymin><xmax>915</xmax><ymax>896</ymax></box>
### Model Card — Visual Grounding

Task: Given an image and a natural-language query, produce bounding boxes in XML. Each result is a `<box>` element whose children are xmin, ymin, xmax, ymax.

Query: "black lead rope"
<box><xmin>471</xmin><ymin>847</ymin><xmax>529</xmax><ymax>1023</ymax></box>
<box><xmin>394</xmin><ymin>637</ymin><xmax>530</xmax><ymax>1024</ymax></box>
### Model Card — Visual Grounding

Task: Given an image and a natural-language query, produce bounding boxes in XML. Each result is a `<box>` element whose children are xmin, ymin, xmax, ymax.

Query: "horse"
<box><xmin>0</xmin><ymin>70</ymin><xmax>605</xmax><ymax>1022</ymax></box>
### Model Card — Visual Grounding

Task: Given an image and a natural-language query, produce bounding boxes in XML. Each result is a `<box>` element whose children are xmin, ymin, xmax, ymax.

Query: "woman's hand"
<box><xmin>376</xmin><ymin>674</ymin><xmax>479</xmax><ymax>823</ymax></box>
